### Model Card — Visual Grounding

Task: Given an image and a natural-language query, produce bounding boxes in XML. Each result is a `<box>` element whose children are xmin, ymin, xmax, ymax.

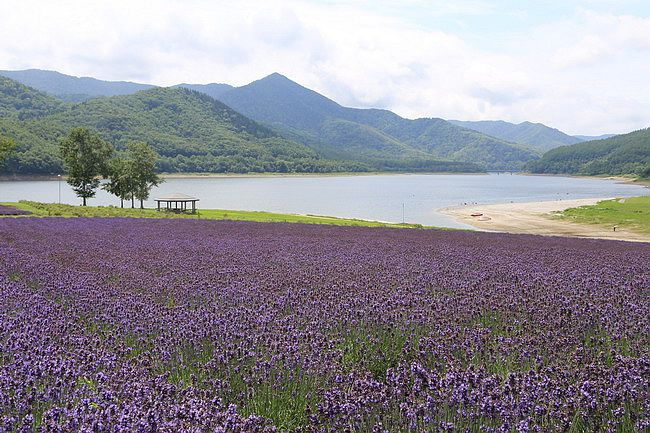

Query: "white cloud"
<box><xmin>0</xmin><ymin>0</ymin><xmax>649</xmax><ymax>135</ymax></box>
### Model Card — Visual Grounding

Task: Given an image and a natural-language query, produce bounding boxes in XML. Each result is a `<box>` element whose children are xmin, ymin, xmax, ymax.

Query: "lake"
<box><xmin>1</xmin><ymin>174</ymin><xmax>647</xmax><ymax>228</ymax></box>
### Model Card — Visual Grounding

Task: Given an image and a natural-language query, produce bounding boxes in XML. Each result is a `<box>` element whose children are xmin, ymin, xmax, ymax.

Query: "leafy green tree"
<box><xmin>0</xmin><ymin>135</ymin><xmax>16</xmax><ymax>166</ymax></box>
<box><xmin>641</xmin><ymin>164</ymin><xmax>650</xmax><ymax>179</ymax></box>
<box><xmin>127</xmin><ymin>141</ymin><xmax>162</xmax><ymax>209</ymax></box>
<box><xmin>60</xmin><ymin>128</ymin><xmax>113</xmax><ymax>206</ymax></box>
<box><xmin>103</xmin><ymin>157</ymin><xmax>135</xmax><ymax>208</ymax></box>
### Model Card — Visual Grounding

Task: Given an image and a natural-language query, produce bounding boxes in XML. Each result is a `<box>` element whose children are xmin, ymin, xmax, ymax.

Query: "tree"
<box><xmin>127</xmin><ymin>141</ymin><xmax>162</xmax><ymax>209</ymax></box>
<box><xmin>60</xmin><ymin>128</ymin><xmax>113</xmax><ymax>206</ymax></box>
<box><xmin>0</xmin><ymin>135</ymin><xmax>16</xmax><ymax>166</ymax></box>
<box><xmin>103</xmin><ymin>157</ymin><xmax>134</xmax><ymax>208</ymax></box>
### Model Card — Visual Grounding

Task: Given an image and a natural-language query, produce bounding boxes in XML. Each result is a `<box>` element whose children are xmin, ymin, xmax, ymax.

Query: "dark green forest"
<box><xmin>526</xmin><ymin>128</ymin><xmax>650</xmax><ymax>177</ymax></box>
<box><xmin>0</xmin><ymin>77</ymin><xmax>479</xmax><ymax>174</ymax></box>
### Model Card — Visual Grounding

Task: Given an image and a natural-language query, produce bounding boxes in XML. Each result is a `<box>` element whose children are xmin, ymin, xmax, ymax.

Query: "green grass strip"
<box><xmin>555</xmin><ymin>196</ymin><xmax>650</xmax><ymax>234</ymax></box>
<box><xmin>1</xmin><ymin>200</ymin><xmax>437</xmax><ymax>229</ymax></box>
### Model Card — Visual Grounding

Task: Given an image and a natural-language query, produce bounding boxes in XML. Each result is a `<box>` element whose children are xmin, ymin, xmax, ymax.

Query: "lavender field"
<box><xmin>1</xmin><ymin>218</ymin><xmax>648</xmax><ymax>432</ymax></box>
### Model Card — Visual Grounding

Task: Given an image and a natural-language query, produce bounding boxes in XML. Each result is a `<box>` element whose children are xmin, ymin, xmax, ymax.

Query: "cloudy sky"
<box><xmin>2</xmin><ymin>0</ymin><xmax>649</xmax><ymax>135</ymax></box>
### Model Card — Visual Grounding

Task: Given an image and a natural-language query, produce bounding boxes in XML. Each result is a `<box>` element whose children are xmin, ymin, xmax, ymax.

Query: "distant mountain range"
<box><xmin>0</xmin><ymin>69</ymin><xmax>155</xmax><ymax>102</ymax></box>
<box><xmin>1</xmin><ymin>68</ymin><xmax>645</xmax><ymax>176</ymax></box>
<box><xmin>572</xmin><ymin>134</ymin><xmax>617</xmax><ymax>141</ymax></box>
<box><xmin>448</xmin><ymin>120</ymin><xmax>583</xmax><ymax>152</ymax></box>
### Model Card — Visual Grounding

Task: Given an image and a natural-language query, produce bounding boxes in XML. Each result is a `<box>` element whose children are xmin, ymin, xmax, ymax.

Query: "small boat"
<box><xmin>470</xmin><ymin>212</ymin><xmax>483</xmax><ymax>217</ymax></box>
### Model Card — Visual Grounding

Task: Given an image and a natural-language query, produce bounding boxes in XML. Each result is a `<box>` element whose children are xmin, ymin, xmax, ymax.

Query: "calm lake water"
<box><xmin>1</xmin><ymin>174</ymin><xmax>647</xmax><ymax>228</ymax></box>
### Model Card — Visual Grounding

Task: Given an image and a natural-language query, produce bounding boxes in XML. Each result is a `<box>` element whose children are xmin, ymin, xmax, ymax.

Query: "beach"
<box><xmin>440</xmin><ymin>198</ymin><xmax>650</xmax><ymax>242</ymax></box>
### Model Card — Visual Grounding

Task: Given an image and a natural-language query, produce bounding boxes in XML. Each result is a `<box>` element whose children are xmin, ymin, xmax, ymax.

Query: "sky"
<box><xmin>1</xmin><ymin>0</ymin><xmax>650</xmax><ymax>135</ymax></box>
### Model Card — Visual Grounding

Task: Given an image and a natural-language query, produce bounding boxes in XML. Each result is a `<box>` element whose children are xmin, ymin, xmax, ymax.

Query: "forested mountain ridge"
<box><xmin>526</xmin><ymin>128</ymin><xmax>650</xmax><ymax>177</ymax></box>
<box><xmin>0</xmin><ymin>69</ymin><xmax>155</xmax><ymax>102</ymax></box>
<box><xmin>0</xmin><ymin>77</ymin><xmax>480</xmax><ymax>174</ymax></box>
<box><xmin>6</xmin><ymin>68</ymin><xmax>637</xmax><ymax>177</ymax></box>
<box><xmin>217</xmin><ymin>73</ymin><xmax>540</xmax><ymax>170</ymax></box>
<box><xmin>0</xmin><ymin>69</ymin><xmax>543</xmax><ymax>170</ymax></box>
<box><xmin>448</xmin><ymin>119</ymin><xmax>582</xmax><ymax>152</ymax></box>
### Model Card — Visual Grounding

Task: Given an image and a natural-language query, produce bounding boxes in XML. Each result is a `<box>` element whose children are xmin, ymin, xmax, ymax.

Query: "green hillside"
<box><xmin>0</xmin><ymin>77</ymin><xmax>480</xmax><ymax>174</ymax></box>
<box><xmin>0</xmin><ymin>80</ymin><xmax>355</xmax><ymax>174</ymax></box>
<box><xmin>0</xmin><ymin>76</ymin><xmax>66</xmax><ymax>119</ymax></box>
<box><xmin>218</xmin><ymin>73</ymin><xmax>539</xmax><ymax>170</ymax></box>
<box><xmin>352</xmin><ymin>114</ymin><xmax>539</xmax><ymax>169</ymax></box>
<box><xmin>527</xmin><ymin>128</ymin><xmax>650</xmax><ymax>177</ymax></box>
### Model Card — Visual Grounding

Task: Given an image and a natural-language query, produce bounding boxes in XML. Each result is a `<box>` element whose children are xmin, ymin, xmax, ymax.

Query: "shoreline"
<box><xmin>439</xmin><ymin>197</ymin><xmax>650</xmax><ymax>242</ymax></box>
<box><xmin>1</xmin><ymin>171</ymin><xmax>647</xmax><ymax>184</ymax></box>
<box><xmin>519</xmin><ymin>172</ymin><xmax>650</xmax><ymax>187</ymax></box>
<box><xmin>0</xmin><ymin>171</ymin><xmax>488</xmax><ymax>182</ymax></box>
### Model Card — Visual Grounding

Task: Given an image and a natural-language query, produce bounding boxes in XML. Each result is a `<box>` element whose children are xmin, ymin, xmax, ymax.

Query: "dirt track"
<box><xmin>440</xmin><ymin>198</ymin><xmax>650</xmax><ymax>243</ymax></box>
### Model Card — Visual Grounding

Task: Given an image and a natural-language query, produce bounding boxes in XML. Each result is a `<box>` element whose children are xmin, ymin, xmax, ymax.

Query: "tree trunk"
<box><xmin>120</xmin><ymin>198</ymin><xmax>124</xmax><ymax>208</ymax></box>
<box><xmin>83</xmin><ymin>197</ymin><xmax>87</xmax><ymax>206</ymax></box>
<box><xmin>140</xmin><ymin>199</ymin><xmax>144</xmax><ymax>209</ymax></box>
<box><xmin>131</xmin><ymin>197</ymin><xmax>135</xmax><ymax>208</ymax></box>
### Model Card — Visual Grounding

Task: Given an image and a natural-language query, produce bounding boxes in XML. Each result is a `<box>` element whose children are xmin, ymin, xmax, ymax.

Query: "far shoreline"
<box><xmin>1</xmin><ymin>171</ymin><xmax>648</xmax><ymax>183</ymax></box>
<box><xmin>0</xmin><ymin>171</ymin><xmax>489</xmax><ymax>182</ymax></box>
<box><xmin>518</xmin><ymin>172</ymin><xmax>650</xmax><ymax>187</ymax></box>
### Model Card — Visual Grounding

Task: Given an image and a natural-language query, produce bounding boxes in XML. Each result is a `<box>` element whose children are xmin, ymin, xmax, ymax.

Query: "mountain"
<box><xmin>2</xmin><ymin>69</ymin><xmax>539</xmax><ymax>170</ymax></box>
<box><xmin>448</xmin><ymin>119</ymin><xmax>581</xmax><ymax>152</ymax></box>
<box><xmin>0</xmin><ymin>69</ymin><xmax>155</xmax><ymax>102</ymax></box>
<box><xmin>573</xmin><ymin>134</ymin><xmax>617</xmax><ymax>141</ymax></box>
<box><xmin>527</xmin><ymin>128</ymin><xmax>650</xmax><ymax>177</ymax></box>
<box><xmin>174</xmin><ymin>83</ymin><xmax>234</xmax><ymax>100</ymax></box>
<box><xmin>217</xmin><ymin>73</ymin><xmax>539</xmax><ymax>170</ymax></box>
<box><xmin>0</xmin><ymin>77</ymin><xmax>478</xmax><ymax>174</ymax></box>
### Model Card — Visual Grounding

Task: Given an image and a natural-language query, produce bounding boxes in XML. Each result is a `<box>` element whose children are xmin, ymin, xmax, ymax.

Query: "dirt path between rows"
<box><xmin>440</xmin><ymin>198</ymin><xmax>650</xmax><ymax>243</ymax></box>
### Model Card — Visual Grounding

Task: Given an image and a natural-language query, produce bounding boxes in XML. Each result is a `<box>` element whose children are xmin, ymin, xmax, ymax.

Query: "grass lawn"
<box><xmin>0</xmin><ymin>200</ymin><xmax>431</xmax><ymax>229</ymax></box>
<box><xmin>556</xmin><ymin>196</ymin><xmax>650</xmax><ymax>234</ymax></box>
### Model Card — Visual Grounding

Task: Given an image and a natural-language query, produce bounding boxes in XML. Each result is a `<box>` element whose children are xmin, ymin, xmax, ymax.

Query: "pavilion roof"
<box><xmin>154</xmin><ymin>193</ymin><xmax>199</xmax><ymax>201</ymax></box>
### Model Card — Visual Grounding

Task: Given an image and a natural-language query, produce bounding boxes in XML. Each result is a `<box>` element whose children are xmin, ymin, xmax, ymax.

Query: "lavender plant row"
<box><xmin>0</xmin><ymin>218</ymin><xmax>648</xmax><ymax>432</ymax></box>
<box><xmin>0</xmin><ymin>205</ymin><xmax>30</xmax><ymax>216</ymax></box>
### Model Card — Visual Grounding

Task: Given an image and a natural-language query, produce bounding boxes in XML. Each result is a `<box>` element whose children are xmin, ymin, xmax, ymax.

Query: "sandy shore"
<box><xmin>440</xmin><ymin>198</ymin><xmax>650</xmax><ymax>242</ymax></box>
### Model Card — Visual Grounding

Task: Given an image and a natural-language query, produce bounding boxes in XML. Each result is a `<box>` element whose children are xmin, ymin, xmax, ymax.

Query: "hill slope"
<box><xmin>0</xmin><ymin>69</ymin><xmax>155</xmax><ymax>102</ymax></box>
<box><xmin>527</xmin><ymin>128</ymin><xmax>650</xmax><ymax>177</ymax></box>
<box><xmin>0</xmin><ymin>78</ymin><xmax>479</xmax><ymax>174</ymax></box>
<box><xmin>448</xmin><ymin>119</ymin><xmax>582</xmax><ymax>152</ymax></box>
<box><xmin>0</xmin><ymin>76</ymin><xmax>66</xmax><ymax>119</ymax></box>
<box><xmin>0</xmin><ymin>80</ymin><xmax>352</xmax><ymax>173</ymax></box>
<box><xmin>218</xmin><ymin>73</ymin><xmax>539</xmax><ymax>170</ymax></box>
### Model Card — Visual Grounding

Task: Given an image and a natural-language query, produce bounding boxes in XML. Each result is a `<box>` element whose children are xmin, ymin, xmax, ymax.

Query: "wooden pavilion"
<box><xmin>154</xmin><ymin>193</ymin><xmax>200</xmax><ymax>214</ymax></box>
